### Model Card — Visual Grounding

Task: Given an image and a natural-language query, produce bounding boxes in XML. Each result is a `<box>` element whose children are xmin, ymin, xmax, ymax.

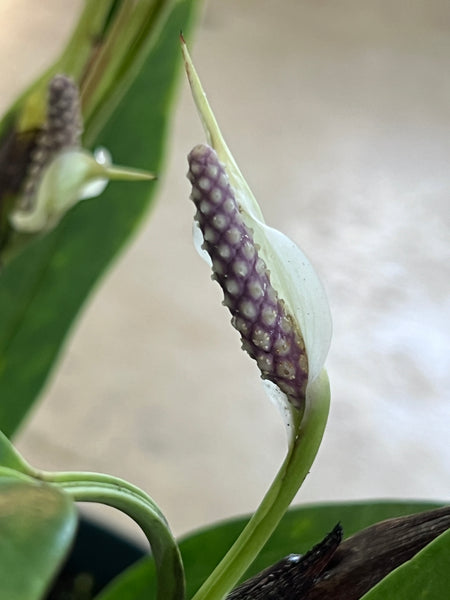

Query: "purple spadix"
<box><xmin>188</xmin><ymin>144</ymin><xmax>308</xmax><ymax>409</ymax></box>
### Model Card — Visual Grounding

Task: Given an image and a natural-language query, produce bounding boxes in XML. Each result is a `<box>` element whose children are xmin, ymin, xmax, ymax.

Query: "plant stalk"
<box><xmin>42</xmin><ymin>469</ymin><xmax>185</xmax><ymax>600</ymax></box>
<box><xmin>192</xmin><ymin>371</ymin><xmax>330</xmax><ymax>600</ymax></box>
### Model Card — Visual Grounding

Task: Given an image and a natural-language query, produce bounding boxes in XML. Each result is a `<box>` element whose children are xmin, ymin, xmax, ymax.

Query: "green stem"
<box><xmin>6</xmin><ymin>1</ymin><xmax>115</xmax><ymax>135</ymax></box>
<box><xmin>41</xmin><ymin>470</ymin><xmax>185</xmax><ymax>600</ymax></box>
<box><xmin>81</xmin><ymin>0</ymin><xmax>174</xmax><ymax>144</ymax></box>
<box><xmin>191</xmin><ymin>371</ymin><xmax>330</xmax><ymax>600</ymax></box>
<box><xmin>55</xmin><ymin>0</ymin><xmax>115</xmax><ymax>82</ymax></box>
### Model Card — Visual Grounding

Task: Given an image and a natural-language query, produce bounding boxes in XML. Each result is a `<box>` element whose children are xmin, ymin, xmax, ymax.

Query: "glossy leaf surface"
<box><xmin>360</xmin><ymin>527</ymin><xmax>450</xmax><ymax>600</ymax></box>
<box><xmin>0</xmin><ymin>474</ymin><xmax>77</xmax><ymax>600</ymax></box>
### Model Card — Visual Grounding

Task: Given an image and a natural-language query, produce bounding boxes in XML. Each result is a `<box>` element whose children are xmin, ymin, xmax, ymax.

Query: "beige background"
<box><xmin>1</xmin><ymin>1</ymin><xmax>449</xmax><ymax>546</ymax></box>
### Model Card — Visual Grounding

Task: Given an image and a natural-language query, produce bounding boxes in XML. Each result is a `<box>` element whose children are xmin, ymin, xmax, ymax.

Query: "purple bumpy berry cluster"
<box><xmin>20</xmin><ymin>75</ymin><xmax>82</xmax><ymax>210</ymax></box>
<box><xmin>187</xmin><ymin>144</ymin><xmax>308</xmax><ymax>409</ymax></box>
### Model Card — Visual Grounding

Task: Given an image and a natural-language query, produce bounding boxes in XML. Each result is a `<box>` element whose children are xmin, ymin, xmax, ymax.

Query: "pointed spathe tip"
<box><xmin>105</xmin><ymin>165</ymin><xmax>157</xmax><ymax>182</ymax></box>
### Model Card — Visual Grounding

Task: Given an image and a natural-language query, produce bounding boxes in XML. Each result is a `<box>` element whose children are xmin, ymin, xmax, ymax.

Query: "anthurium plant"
<box><xmin>0</xmin><ymin>3</ymin><xmax>448</xmax><ymax>600</ymax></box>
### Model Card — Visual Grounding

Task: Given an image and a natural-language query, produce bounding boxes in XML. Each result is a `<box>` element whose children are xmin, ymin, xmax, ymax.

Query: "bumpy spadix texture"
<box><xmin>188</xmin><ymin>144</ymin><xmax>308</xmax><ymax>409</ymax></box>
<box><xmin>20</xmin><ymin>75</ymin><xmax>81</xmax><ymax>211</ymax></box>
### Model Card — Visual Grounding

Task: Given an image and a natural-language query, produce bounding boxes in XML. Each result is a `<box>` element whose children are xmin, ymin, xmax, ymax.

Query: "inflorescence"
<box><xmin>187</xmin><ymin>144</ymin><xmax>309</xmax><ymax>410</ymax></box>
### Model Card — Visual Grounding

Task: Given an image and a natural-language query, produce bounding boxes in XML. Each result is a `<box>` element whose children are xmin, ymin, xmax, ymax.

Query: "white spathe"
<box><xmin>182</xmin><ymin>41</ymin><xmax>332</xmax><ymax>390</ymax></box>
<box><xmin>11</xmin><ymin>148</ymin><xmax>153</xmax><ymax>233</ymax></box>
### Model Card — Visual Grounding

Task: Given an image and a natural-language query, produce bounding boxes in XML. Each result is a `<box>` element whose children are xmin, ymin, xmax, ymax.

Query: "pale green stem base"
<box><xmin>192</xmin><ymin>371</ymin><xmax>330</xmax><ymax>600</ymax></box>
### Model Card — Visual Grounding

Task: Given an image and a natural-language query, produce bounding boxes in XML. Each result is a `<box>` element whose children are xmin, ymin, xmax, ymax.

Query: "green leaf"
<box><xmin>0</xmin><ymin>0</ymin><xmax>198</xmax><ymax>437</ymax></box>
<box><xmin>95</xmin><ymin>500</ymin><xmax>443</xmax><ymax>600</ymax></box>
<box><xmin>0</xmin><ymin>428</ymin><xmax>32</xmax><ymax>473</ymax></box>
<box><xmin>0</xmin><ymin>474</ymin><xmax>77</xmax><ymax>600</ymax></box>
<box><xmin>360</xmin><ymin>527</ymin><xmax>450</xmax><ymax>600</ymax></box>
<box><xmin>96</xmin><ymin>558</ymin><xmax>157</xmax><ymax>600</ymax></box>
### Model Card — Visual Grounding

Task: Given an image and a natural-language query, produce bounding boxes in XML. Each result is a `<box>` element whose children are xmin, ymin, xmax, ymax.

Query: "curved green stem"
<box><xmin>192</xmin><ymin>371</ymin><xmax>330</xmax><ymax>600</ymax></box>
<box><xmin>41</xmin><ymin>469</ymin><xmax>185</xmax><ymax>600</ymax></box>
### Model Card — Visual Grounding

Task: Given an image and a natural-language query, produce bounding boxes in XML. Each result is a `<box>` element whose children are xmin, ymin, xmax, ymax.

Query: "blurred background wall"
<box><xmin>1</xmin><ymin>0</ymin><xmax>449</xmax><ymax>544</ymax></box>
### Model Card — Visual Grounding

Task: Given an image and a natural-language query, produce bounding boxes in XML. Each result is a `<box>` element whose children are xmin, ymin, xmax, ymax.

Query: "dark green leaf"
<box><xmin>0</xmin><ymin>0</ymin><xmax>198</xmax><ymax>437</ymax></box>
<box><xmin>0</xmin><ymin>475</ymin><xmax>77</xmax><ymax>600</ymax></box>
<box><xmin>96</xmin><ymin>559</ymin><xmax>158</xmax><ymax>600</ymax></box>
<box><xmin>360</xmin><ymin>527</ymin><xmax>450</xmax><ymax>600</ymax></box>
<box><xmin>95</xmin><ymin>500</ymin><xmax>443</xmax><ymax>600</ymax></box>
